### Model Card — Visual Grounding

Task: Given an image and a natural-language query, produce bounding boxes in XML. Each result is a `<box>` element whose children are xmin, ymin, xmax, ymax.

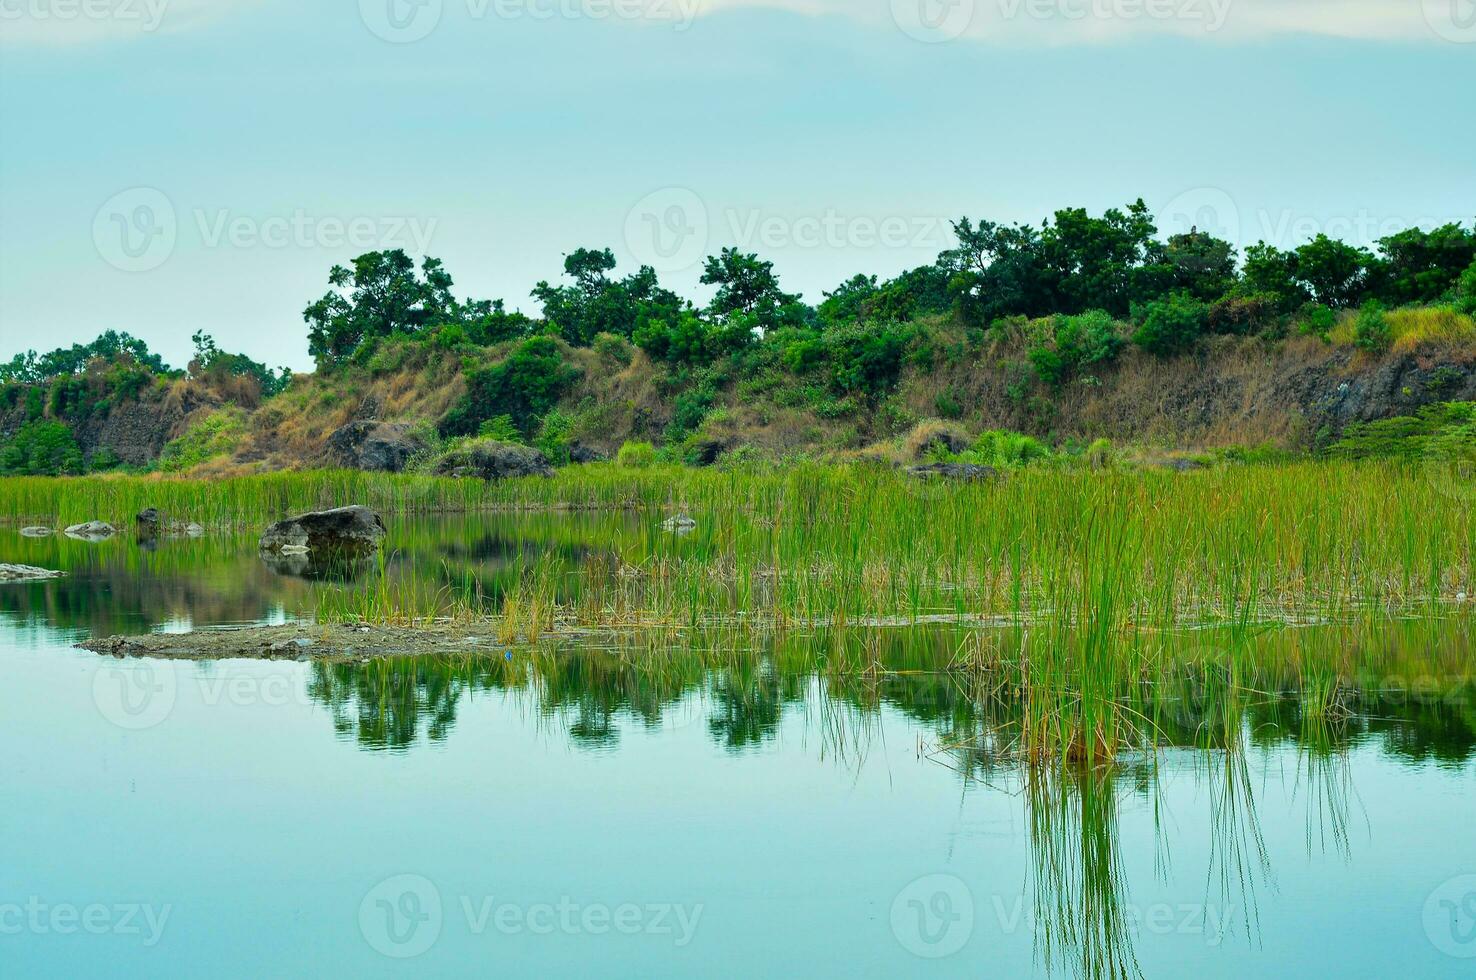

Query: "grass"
<box><xmin>5</xmin><ymin>458</ymin><xmax>1471</xmax><ymax>765</ymax></box>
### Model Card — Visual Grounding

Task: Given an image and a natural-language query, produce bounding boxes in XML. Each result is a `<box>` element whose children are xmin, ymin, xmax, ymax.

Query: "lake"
<box><xmin>2</xmin><ymin>518</ymin><xmax>1474</xmax><ymax>977</ymax></box>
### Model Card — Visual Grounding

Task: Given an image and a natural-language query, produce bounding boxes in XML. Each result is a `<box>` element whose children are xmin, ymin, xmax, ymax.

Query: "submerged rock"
<box><xmin>63</xmin><ymin>521</ymin><xmax>117</xmax><ymax>541</ymax></box>
<box><xmin>136</xmin><ymin>509</ymin><xmax>205</xmax><ymax>538</ymax></box>
<box><xmin>19</xmin><ymin>527</ymin><xmax>52</xmax><ymax>537</ymax></box>
<box><xmin>259</xmin><ymin>506</ymin><xmax>386</xmax><ymax>556</ymax></box>
<box><xmin>661</xmin><ymin>513</ymin><xmax>697</xmax><ymax>534</ymax></box>
<box><xmin>0</xmin><ymin>563</ymin><xmax>66</xmax><ymax>582</ymax></box>
<box><xmin>905</xmin><ymin>462</ymin><xmax>998</xmax><ymax>482</ymax></box>
<box><xmin>568</xmin><ymin>444</ymin><xmax>609</xmax><ymax>464</ymax></box>
<box><xmin>432</xmin><ymin>441</ymin><xmax>553</xmax><ymax>480</ymax></box>
<box><xmin>325</xmin><ymin>421</ymin><xmax>428</xmax><ymax>473</ymax></box>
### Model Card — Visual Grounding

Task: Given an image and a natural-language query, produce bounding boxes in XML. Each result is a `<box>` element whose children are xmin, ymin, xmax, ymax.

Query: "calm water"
<box><xmin>3</xmin><ymin>522</ymin><xmax>1474</xmax><ymax>978</ymax></box>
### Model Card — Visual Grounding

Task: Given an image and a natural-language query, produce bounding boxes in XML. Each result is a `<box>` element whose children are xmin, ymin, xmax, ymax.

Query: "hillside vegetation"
<box><xmin>3</xmin><ymin>202</ymin><xmax>1475</xmax><ymax>476</ymax></box>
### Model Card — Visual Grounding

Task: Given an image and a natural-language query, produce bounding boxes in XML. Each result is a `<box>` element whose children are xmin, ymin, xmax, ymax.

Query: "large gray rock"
<box><xmin>137</xmin><ymin>509</ymin><xmax>205</xmax><ymax>539</ymax></box>
<box><xmin>326</xmin><ymin>421</ymin><xmax>427</xmax><ymax>473</ymax></box>
<box><xmin>432</xmin><ymin>441</ymin><xmax>553</xmax><ymax>480</ymax></box>
<box><xmin>63</xmin><ymin>521</ymin><xmax>117</xmax><ymax>541</ymax></box>
<box><xmin>259</xmin><ymin>506</ymin><xmax>386</xmax><ymax>556</ymax></box>
<box><xmin>0</xmin><ymin>564</ymin><xmax>65</xmax><ymax>582</ymax></box>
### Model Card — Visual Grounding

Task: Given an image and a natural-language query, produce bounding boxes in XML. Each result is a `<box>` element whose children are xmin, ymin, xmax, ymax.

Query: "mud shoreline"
<box><xmin>77</xmin><ymin>622</ymin><xmax>539</xmax><ymax>662</ymax></box>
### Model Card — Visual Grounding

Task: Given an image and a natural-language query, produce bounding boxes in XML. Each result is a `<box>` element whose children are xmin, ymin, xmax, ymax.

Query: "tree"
<box><xmin>303</xmin><ymin>251</ymin><xmax>460</xmax><ymax>367</ymax></box>
<box><xmin>1293</xmin><ymin>234</ymin><xmax>1371</xmax><ymax>308</ymax></box>
<box><xmin>1162</xmin><ymin>228</ymin><xmax>1237</xmax><ymax>301</ymax></box>
<box><xmin>0</xmin><ymin>420</ymin><xmax>84</xmax><ymax>475</ymax></box>
<box><xmin>700</xmin><ymin>248</ymin><xmax>799</xmax><ymax>330</ymax></box>
<box><xmin>532</xmin><ymin>248</ymin><xmax>685</xmax><ymax>346</ymax></box>
<box><xmin>1375</xmin><ymin>223</ymin><xmax>1476</xmax><ymax>306</ymax></box>
<box><xmin>438</xmin><ymin>337</ymin><xmax>581</xmax><ymax>438</ymax></box>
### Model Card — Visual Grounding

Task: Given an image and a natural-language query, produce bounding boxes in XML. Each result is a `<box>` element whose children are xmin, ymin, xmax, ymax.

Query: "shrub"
<box><xmin>1297</xmin><ymin>303</ymin><xmax>1338</xmax><ymax>341</ymax></box>
<box><xmin>1029</xmin><ymin>310</ymin><xmax>1123</xmax><ymax>386</ymax></box>
<box><xmin>592</xmin><ymin>332</ymin><xmax>632</xmax><ymax>366</ymax></box>
<box><xmin>156</xmin><ymin>409</ymin><xmax>246</xmax><ymax>473</ymax></box>
<box><xmin>1085</xmin><ymin>438</ymin><xmax>1113</xmax><ymax>469</ymax></box>
<box><xmin>1329</xmin><ymin>401</ymin><xmax>1475</xmax><ymax>460</ymax></box>
<box><xmin>477</xmin><ymin>415</ymin><xmax>523</xmax><ymax>443</ymax></box>
<box><xmin>1352</xmin><ymin>301</ymin><xmax>1392</xmax><ymax>355</ymax></box>
<box><xmin>439</xmin><ymin>336</ymin><xmax>580</xmax><ymax>438</ymax></box>
<box><xmin>1132</xmin><ymin>293</ymin><xmax>1207</xmax><ymax>356</ymax></box>
<box><xmin>535</xmin><ymin>409</ymin><xmax>573</xmax><ymax>466</ymax></box>
<box><xmin>962</xmin><ymin>429</ymin><xmax>1053</xmax><ymax>468</ymax></box>
<box><xmin>0</xmin><ymin>419</ymin><xmax>84</xmax><ymax>476</ymax></box>
<box><xmin>904</xmin><ymin>419</ymin><xmax>970</xmax><ymax>460</ymax></box>
<box><xmin>616</xmin><ymin>440</ymin><xmax>657</xmax><ymax>468</ymax></box>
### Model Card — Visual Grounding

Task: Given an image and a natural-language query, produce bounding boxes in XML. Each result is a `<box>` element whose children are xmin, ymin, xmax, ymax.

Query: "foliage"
<box><xmin>0</xmin><ymin>330</ymin><xmax>174</xmax><ymax>384</ymax></box>
<box><xmin>615</xmin><ymin>440</ymin><xmax>657</xmax><ymax>468</ymax></box>
<box><xmin>156</xmin><ymin>409</ymin><xmax>246</xmax><ymax>473</ymax></box>
<box><xmin>439</xmin><ymin>337</ymin><xmax>581</xmax><ymax>439</ymax></box>
<box><xmin>1352</xmin><ymin>301</ymin><xmax>1392</xmax><ymax>355</ymax></box>
<box><xmin>477</xmin><ymin>415</ymin><xmax>523</xmax><ymax>443</ymax></box>
<box><xmin>532</xmin><ymin>248</ymin><xmax>684</xmax><ymax>346</ymax></box>
<box><xmin>191</xmin><ymin>332</ymin><xmax>291</xmax><ymax>398</ymax></box>
<box><xmin>1028</xmin><ymin>310</ymin><xmax>1123</xmax><ymax>386</ymax></box>
<box><xmin>960</xmin><ymin>429</ymin><xmax>1054</xmax><ymax>468</ymax></box>
<box><xmin>1131</xmin><ymin>293</ymin><xmax>1208</xmax><ymax>357</ymax></box>
<box><xmin>0</xmin><ymin>419</ymin><xmax>84</xmax><ymax>476</ymax></box>
<box><xmin>304</xmin><ymin>250</ymin><xmax>467</xmax><ymax>367</ymax></box>
<box><xmin>1329</xmin><ymin>401</ymin><xmax>1475</xmax><ymax>461</ymax></box>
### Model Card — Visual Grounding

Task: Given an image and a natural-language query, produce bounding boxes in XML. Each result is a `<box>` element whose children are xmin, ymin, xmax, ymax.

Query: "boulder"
<box><xmin>259</xmin><ymin>506</ymin><xmax>386</xmax><ymax>557</ymax></box>
<box><xmin>19</xmin><ymin>527</ymin><xmax>51</xmax><ymax>538</ymax></box>
<box><xmin>1153</xmin><ymin>458</ymin><xmax>1207</xmax><ymax>473</ymax></box>
<box><xmin>568</xmin><ymin>444</ymin><xmax>609</xmax><ymax>464</ymax></box>
<box><xmin>325</xmin><ymin>421</ymin><xmax>427</xmax><ymax>473</ymax></box>
<box><xmin>432</xmin><ymin>441</ymin><xmax>553</xmax><ymax>480</ymax></box>
<box><xmin>905</xmin><ymin>463</ymin><xmax>998</xmax><ymax>482</ymax></box>
<box><xmin>0</xmin><ymin>563</ymin><xmax>65</xmax><ymax>582</ymax></box>
<box><xmin>63</xmin><ymin>521</ymin><xmax>117</xmax><ymax>541</ymax></box>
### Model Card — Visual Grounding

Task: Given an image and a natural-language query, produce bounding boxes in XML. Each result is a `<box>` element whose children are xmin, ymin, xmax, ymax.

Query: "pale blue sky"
<box><xmin>1</xmin><ymin>0</ymin><xmax>1472</xmax><ymax>370</ymax></box>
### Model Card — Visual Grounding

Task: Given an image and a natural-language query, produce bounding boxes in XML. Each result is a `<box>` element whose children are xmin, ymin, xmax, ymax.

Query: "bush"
<box><xmin>1329</xmin><ymin>401</ymin><xmax>1474</xmax><ymax>460</ymax></box>
<box><xmin>156</xmin><ymin>409</ymin><xmax>245</xmax><ymax>472</ymax></box>
<box><xmin>1297</xmin><ymin>303</ymin><xmax>1338</xmax><ymax>341</ymax></box>
<box><xmin>1132</xmin><ymin>293</ymin><xmax>1207</xmax><ymax>356</ymax></box>
<box><xmin>0</xmin><ymin>419</ymin><xmax>84</xmax><ymax>475</ymax></box>
<box><xmin>477</xmin><ymin>415</ymin><xmax>523</xmax><ymax>443</ymax></box>
<box><xmin>616</xmin><ymin>440</ymin><xmax>657</xmax><ymax>468</ymax></box>
<box><xmin>535</xmin><ymin>409</ymin><xmax>573</xmax><ymax>466</ymax></box>
<box><xmin>904</xmin><ymin>419</ymin><xmax>969</xmax><ymax>460</ymax></box>
<box><xmin>1352</xmin><ymin>301</ymin><xmax>1392</xmax><ymax>355</ymax></box>
<box><xmin>592</xmin><ymin>332</ymin><xmax>632</xmax><ymax>366</ymax></box>
<box><xmin>1029</xmin><ymin>310</ymin><xmax>1123</xmax><ymax>385</ymax></box>
<box><xmin>439</xmin><ymin>336</ymin><xmax>580</xmax><ymax>438</ymax></box>
<box><xmin>961</xmin><ymin>430</ymin><xmax>1053</xmax><ymax>468</ymax></box>
<box><xmin>1085</xmin><ymin>438</ymin><xmax>1113</xmax><ymax>469</ymax></box>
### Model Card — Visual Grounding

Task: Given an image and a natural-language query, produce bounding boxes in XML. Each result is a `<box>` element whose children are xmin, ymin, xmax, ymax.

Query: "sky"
<box><xmin>0</xmin><ymin>0</ymin><xmax>1473</xmax><ymax>371</ymax></box>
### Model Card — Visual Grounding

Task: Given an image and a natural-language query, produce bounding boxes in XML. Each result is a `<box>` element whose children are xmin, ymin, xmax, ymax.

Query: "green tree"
<box><xmin>1132</xmin><ymin>293</ymin><xmax>1208</xmax><ymax>356</ymax></box>
<box><xmin>701</xmin><ymin>248</ymin><xmax>800</xmax><ymax>330</ymax></box>
<box><xmin>0</xmin><ymin>420</ymin><xmax>84</xmax><ymax>475</ymax></box>
<box><xmin>303</xmin><ymin>251</ymin><xmax>461</xmax><ymax>367</ymax></box>
<box><xmin>439</xmin><ymin>337</ymin><xmax>581</xmax><ymax>438</ymax></box>
<box><xmin>1293</xmin><ymin>234</ymin><xmax>1371</xmax><ymax>308</ymax></box>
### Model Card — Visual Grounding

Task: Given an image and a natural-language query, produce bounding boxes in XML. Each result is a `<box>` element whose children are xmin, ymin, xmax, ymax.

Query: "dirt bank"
<box><xmin>78</xmin><ymin>622</ymin><xmax>543</xmax><ymax>662</ymax></box>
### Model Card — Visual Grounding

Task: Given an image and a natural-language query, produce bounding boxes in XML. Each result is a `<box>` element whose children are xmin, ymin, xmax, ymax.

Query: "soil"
<box><xmin>77</xmin><ymin>622</ymin><xmax>543</xmax><ymax>662</ymax></box>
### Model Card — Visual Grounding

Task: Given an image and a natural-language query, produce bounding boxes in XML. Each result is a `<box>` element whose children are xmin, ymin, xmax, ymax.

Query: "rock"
<box><xmin>1154</xmin><ymin>458</ymin><xmax>1207</xmax><ymax>473</ymax></box>
<box><xmin>661</xmin><ymin>513</ymin><xmax>697</xmax><ymax>533</ymax></box>
<box><xmin>63</xmin><ymin>521</ymin><xmax>117</xmax><ymax>541</ymax></box>
<box><xmin>0</xmin><ymin>563</ymin><xmax>66</xmax><ymax>582</ymax></box>
<box><xmin>137</xmin><ymin>509</ymin><xmax>207</xmax><ymax>540</ymax></box>
<box><xmin>905</xmin><ymin>463</ymin><xmax>998</xmax><ymax>482</ymax></box>
<box><xmin>432</xmin><ymin>441</ymin><xmax>553</xmax><ymax>480</ymax></box>
<box><xmin>325</xmin><ymin>420</ymin><xmax>427</xmax><ymax>473</ymax></box>
<box><xmin>19</xmin><ymin>526</ymin><xmax>51</xmax><ymax>537</ymax></box>
<box><xmin>568</xmin><ymin>444</ymin><xmax>609</xmax><ymax>464</ymax></box>
<box><xmin>685</xmin><ymin>439</ymin><xmax>730</xmax><ymax>467</ymax></box>
<box><xmin>259</xmin><ymin>505</ymin><xmax>386</xmax><ymax>557</ymax></box>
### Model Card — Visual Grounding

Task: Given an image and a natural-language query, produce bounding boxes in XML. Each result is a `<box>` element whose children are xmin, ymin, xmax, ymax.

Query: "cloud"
<box><xmin>694</xmin><ymin>0</ymin><xmax>1469</xmax><ymax>45</ymax></box>
<box><xmin>0</xmin><ymin>0</ymin><xmax>263</xmax><ymax>46</ymax></box>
